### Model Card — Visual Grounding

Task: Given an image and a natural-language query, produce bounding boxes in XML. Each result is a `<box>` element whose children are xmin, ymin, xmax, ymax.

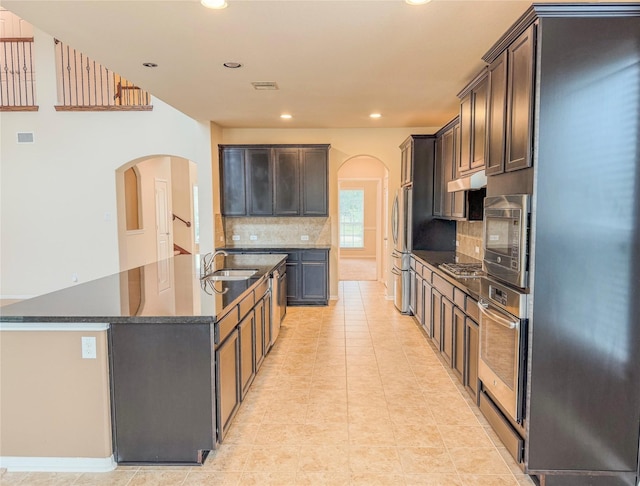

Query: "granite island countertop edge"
<box><xmin>0</xmin><ymin>254</ymin><xmax>287</xmax><ymax>325</ymax></box>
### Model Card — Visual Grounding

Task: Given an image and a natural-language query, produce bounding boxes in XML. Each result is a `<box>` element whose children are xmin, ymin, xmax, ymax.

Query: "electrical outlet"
<box><xmin>232</xmin><ymin>235</ymin><xmax>240</xmax><ymax>241</ymax></box>
<box><xmin>301</xmin><ymin>235</ymin><xmax>309</xmax><ymax>241</ymax></box>
<box><xmin>81</xmin><ymin>336</ymin><xmax>97</xmax><ymax>359</ymax></box>
<box><xmin>455</xmin><ymin>240</ymin><xmax>460</xmax><ymax>247</ymax></box>
<box><xmin>475</xmin><ymin>246</ymin><xmax>480</xmax><ymax>254</ymax></box>
<box><xmin>71</xmin><ymin>273</ymin><xmax>79</xmax><ymax>283</ymax></box>
<box><xmin>250</xmin><ymin>235</ymin><xmax>258</xmax><ymax>241</ymax></box>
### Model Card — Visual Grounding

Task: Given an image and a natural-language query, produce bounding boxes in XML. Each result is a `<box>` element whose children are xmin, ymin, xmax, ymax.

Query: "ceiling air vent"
<box><xmin>17</xmin><ymin>132</ymin><xmax>34</xmax><ymax>144</ymax></box>
<box><xmin>251</xmin><ymin>82</ymin><xmax>279</xmax><ymax>90</ymax></box>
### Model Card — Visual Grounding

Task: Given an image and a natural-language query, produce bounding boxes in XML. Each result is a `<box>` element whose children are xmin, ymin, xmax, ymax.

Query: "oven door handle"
<box><xmin>478</xmin><ymin>300</ymin><xmax>519</xmax><ymax>330</ymax></box>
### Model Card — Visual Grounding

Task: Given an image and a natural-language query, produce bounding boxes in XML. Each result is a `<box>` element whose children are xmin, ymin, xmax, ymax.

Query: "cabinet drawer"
<box><xmin>454</xmin><ymin>288</ymin><xmax>466</xmax><ymax>308</ymax></box>
<box><xmin>410</xmin><ymin>258</ymin><xmax>417</xmax><ymax>271</ymax></box>
<box><xmin>466</xmin><ymin>296</ymin><xmax>479</xmax><ymax>321</ymax></box>
<box><xmin>216</xmin><ymin>308</ymin><xmax>239</xmax><ymax>345</ymax></box>
<box><xmin>301</xmin><ymin>250</ymin><xmax>327</xmax><ymax>262</ymax></box>
<box><xmin>432</xmin><ymin>274</ymin><xmax>454</xmax><ymax>301</ymax></box>
<box><xmin>239</xmin><ymin>291</ymin><xmax>255</xmax><ymax>319</ymax></box>
<box><xmin>286</xmin><ymin>251</ymin><xmax>301</xmax><ymax>262</ymax></box>
<box><xmin>421</xmin><ymin>265</ymin><xmax>432</xmax><ymax>282</ymax></box>
<box><xmin>254</xmin><ymin>278</ymin><xmax>269</xmax><ymax>301</ymax></box>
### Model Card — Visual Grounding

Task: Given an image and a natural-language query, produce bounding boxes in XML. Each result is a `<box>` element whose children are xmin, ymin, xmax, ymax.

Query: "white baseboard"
<box><xmin>0</xmin><ymin>455</ymin><xmax>116</xmax><ymax>472</ymax></box>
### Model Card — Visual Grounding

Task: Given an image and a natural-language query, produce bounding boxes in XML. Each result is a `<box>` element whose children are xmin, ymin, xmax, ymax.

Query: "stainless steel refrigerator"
<box><xmin>391</xmin><ymin>186</ymin><xmax>412</xmax><ymax>313</ymax></box>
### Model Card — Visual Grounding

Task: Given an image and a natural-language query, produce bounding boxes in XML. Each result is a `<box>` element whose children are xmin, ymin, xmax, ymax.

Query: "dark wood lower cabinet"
<box><xmin>432</xmin><ymin>290</ymin><xmax>442</xmax><ymax>350</ymax></box>
<box><xmin>215</xmin><ymin>329</ymin><xmax>239</xmax><ymax>442</ymax></box>
<box><xmin>453</xmin><ymin>307</ymin><xmax>466</xmax><ymax>380</ymax></box>
<box><xmin>239</xmin><ymin>312</ymin><xmax>255</xmax><ymax>400</ymax></box>
<box><xmin>110</xmin><ymin>323</ymin><xmax>215</xmax><ymax>464</ymax></box>
<box><xmin>410</xmin><ymin>255</ymin><xmax>481</xmax><ymax>406</ymax></box>
<box><xmin>254</xmin><ymin>294</ymin><xmax>271</xmax><ymax>373</ymax></box>
<box><xmin>415</xmin><ymin>271</ymin><xmax>424</xmax><ymax>326</ymax></box>
<box><xmin>465</xmin><ymin>317</ymin><xmax>480</xmax><ymax>403</ymax></box>
<box><xmin>287</xmin><ymin>249</ymin><xmax>329</xmax><ymax>305</ymax></box>
<box><xmin>423</xmin><ymin>279</ymin><xmax>433</xmax><ymax>337</ymax></box>
<box><xmin>441</xmin><ymin>297</ymin><xmax>454</xmax><ymax>365</ymax></box>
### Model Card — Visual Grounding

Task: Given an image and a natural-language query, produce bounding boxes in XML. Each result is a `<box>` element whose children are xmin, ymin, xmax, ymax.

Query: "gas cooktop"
<box><xmin>438</xmin><ymin>262</ymin><xmax>485</xmax><ymax>279</ymax></box>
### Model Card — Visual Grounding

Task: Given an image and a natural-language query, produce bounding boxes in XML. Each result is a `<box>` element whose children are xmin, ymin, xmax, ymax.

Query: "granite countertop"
<box><xmin>0</xmin><ymin>254</ymin><xmax>286</xmax><ymax>324</ymax></box>
<box><xmin>411</xmin><ymin>250</ymin><xmax>482</xmax><ymax>300</ymax></box>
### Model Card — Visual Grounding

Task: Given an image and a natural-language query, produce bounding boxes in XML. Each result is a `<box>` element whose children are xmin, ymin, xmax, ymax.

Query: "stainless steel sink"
<box><xmin>205</xmin><ymin>269</ymin><xmax>258</xmax><ymax>281</ymax></box>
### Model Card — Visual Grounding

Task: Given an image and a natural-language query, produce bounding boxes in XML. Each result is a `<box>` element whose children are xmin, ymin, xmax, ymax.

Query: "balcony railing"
<box><xmin>54</xmin><ymin>39</ymin><xmax>152</xmax><ymax>111</ymax></box>
<box><xmin>0</xmin><ymin>37</ymin><xmax>37</xmax><ymax>110</ymax></box>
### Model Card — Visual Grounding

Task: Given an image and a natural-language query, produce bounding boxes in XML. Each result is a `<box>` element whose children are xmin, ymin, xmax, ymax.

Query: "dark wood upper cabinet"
<box><xmin>220</xmin><ymin>144</ymin><xmax>329</xmax><ymax>217</ymax></box>
<box><xmin>246</xmin><ymin>149</ymin><xmax>273</xmax><ymax>216</ymax></box>
<box><xmin>471</xmin><ymin>76</ymin><xmax>488</xmax><ymax>170</ymax></box>
<box><xmin>300</xmin><ymin>148</ymin><xmax>328</xmax><ymax>216</ymax></box>
<box><xmin>505</xmin><ymin>24</ymin><xmax>535</xmax><ymax>172</ymax></box>
<box><xmin>434</xmin><ymin>118</ymin><xmax>466</xmax><ymax>220</ymax></box>
<box><xmin>220</xmin><ymin>148</ymin><xmax>247</xmax><ymax>216</ymax></box>
<box><xmin>486</xmin><ymin>50</ymin><xmax>508</xmax><ymax>175</ymax></box>
<box><xmin>433</xmin><ymin>136</ymin><xmax>444</xmax><ymax>217</ymax></box>
<box><xmin>458</xmin><ymin>91</ymin><xmax>473</xmax><ymax>175</ymax></box>
<box><xmin>458</xmin><ymin>70</ymin><xmax>488</xmax><ymax>177</ymax></box>
<box><xmin>273</xmin><ymin>148</ymin><xmax>300</xmax><ymax>215</ymax></box>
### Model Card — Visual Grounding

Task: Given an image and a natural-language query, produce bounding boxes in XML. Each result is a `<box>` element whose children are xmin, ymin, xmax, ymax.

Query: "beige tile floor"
<box><xmin>1</xmin><ymin>281</ymin><xmax>536</xmax><ymax>486</ymax></box>
<box><xmin>339</xmin><ymin>258</ymin><xmax>377</xmax><ymax>281</ymax></box>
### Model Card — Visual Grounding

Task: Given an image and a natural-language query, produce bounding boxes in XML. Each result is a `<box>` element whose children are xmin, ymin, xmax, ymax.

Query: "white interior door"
<box><xmin>155</xmin><ymin>178</ymin><xmax>172</xmax><ymax>292</ymax></box>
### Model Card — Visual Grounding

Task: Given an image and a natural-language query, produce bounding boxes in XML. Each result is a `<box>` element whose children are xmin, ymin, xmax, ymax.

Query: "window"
<box><xmin>339</xmin><ymin>189</ymin><xmax>364</xmax><ymax>248</ymax></box>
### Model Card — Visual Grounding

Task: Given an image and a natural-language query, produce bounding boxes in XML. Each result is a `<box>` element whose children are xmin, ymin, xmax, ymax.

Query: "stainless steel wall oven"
<box><xmin>483</xmin><ymin>194</ymin><xmax>531</xmax><ymax>289</ymax></box>
<box><xmin>478</xmin><ymin>277</ymin><xmax>528</xmax><ymax>424</ymax></box>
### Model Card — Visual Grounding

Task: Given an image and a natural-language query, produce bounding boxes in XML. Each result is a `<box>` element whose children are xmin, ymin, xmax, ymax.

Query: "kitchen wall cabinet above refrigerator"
<box><xmin>399</xmin><ymin>134</ymin><xmax>455</xmax><ymax>251</ymax></box>
<box><xmin>219</xmin><ymin>144</ymin><xmax>329</xmax><ymax>217</ymax></box>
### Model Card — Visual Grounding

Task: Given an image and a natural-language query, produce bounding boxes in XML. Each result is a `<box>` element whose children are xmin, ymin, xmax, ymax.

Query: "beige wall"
<box><xmin>0</xmin><ymin>26</ymin><xmax>213</xmax><ymax>299</ymax></box>
<box><xmin>171</xmin><ymin>159</ymin><xmax>197</xmax><ymax>254</ymax></box>
<box><xmin>0</xmin><ymin>330</ymin><xmax>112</xmax><ymax>460</ymax></box>
<box><xmin>218</xmin><ymin>127</ymin><xmax>439</xmax><ymax>298</ymax></box>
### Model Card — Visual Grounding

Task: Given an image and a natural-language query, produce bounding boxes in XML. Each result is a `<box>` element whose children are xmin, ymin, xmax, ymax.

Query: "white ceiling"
<box><xmin>0</xmin><ymin>1</ymin><xmax>624</xmax><ymax>129</ymax></box>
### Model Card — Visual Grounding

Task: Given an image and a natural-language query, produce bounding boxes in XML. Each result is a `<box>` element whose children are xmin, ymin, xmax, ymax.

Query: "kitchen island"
<box><xmin>0</xmin><ymin>253</ymin><xmax>286</xmax><ymax>471</ymax></box>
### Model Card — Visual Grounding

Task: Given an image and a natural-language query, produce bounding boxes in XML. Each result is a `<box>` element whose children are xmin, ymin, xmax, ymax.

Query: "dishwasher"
<box><xmin>270</xmin><ymin>262</ymin><xmax>286</xmax><ymax>346</ymax></box>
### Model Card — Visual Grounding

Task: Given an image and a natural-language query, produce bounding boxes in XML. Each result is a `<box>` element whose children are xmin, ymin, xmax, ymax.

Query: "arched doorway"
<box><xmin>337</xmin><ymin>156</ymin><xmax>389</xmax><ymax>282</ymax></box>
<box><xmin>115</xmin><ymin>155</ymin><xmax>198</xmax><ymax>271</ymax></box>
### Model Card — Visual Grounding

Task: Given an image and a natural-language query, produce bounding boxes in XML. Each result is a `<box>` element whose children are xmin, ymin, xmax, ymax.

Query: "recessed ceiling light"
<box><xmin>223</xmin><ymin>62</ymin><xmax>242</xmax><ymax>69</ymax></box>
<box><xmin>142</xmin><ymin>62</ymin><xmax>158</xmax><ymax>68</ymax></box>
<box><xmin>280</xmin><ymin>114</ymin><xmax>292</xmax><ymax>119</ymax></box>
<box><xmin>201</xmin><ymin>0</ymin><xmax>228</xmax><ymax>9</ymax></box>
<box><xmin>405</xmin><ymin>0</ymin><xmax>431</xmax><ymax>4</ymax></box>
<box><xmin>370</xmin><ymin>113</ymin><xmax>382</xmax><ymax>119</ymax></box>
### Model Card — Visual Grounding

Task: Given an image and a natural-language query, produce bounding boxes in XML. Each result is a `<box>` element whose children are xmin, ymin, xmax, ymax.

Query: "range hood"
<box><xmin>447</xmin><ymin>170</ymin><xmax>487</xmax><ymax>192</ymax></box>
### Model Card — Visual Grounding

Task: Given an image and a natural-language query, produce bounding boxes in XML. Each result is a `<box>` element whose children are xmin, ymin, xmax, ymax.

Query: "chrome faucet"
<box><xmin>201</xmin><ymin>250</ymin><xmax>228</xmax><ymax>277</ymax></box>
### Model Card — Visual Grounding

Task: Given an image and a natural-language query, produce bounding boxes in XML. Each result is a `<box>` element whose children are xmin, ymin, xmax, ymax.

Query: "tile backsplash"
<box><xmin>223</xmin><ymin>217</ymin><xmax>331</xmax><ymax>247</ymax></box>
<box><xmin>457</xmin><ymin>221</ymin><xmax>484</xmax><ymax>261</ymax></box>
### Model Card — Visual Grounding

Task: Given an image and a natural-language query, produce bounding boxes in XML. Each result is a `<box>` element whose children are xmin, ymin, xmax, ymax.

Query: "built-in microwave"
<box><xmin>483</xmin><ymin>195</ymin><xmax>531</xmax><ymax>289</ymax></box>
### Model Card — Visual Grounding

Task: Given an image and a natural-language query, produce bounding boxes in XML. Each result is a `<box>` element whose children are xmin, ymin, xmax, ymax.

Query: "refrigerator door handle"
<box><xmin>391</xmin><ymin>193</ymin><xmax>399</xmax><ymax>246</ymax></box>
